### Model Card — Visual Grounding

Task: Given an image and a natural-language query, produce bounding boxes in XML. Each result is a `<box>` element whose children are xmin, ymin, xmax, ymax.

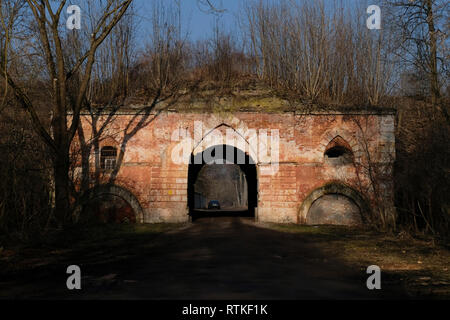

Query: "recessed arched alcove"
<box><xmin>298</xmin><ymin>183</ymin><xmax>369</xmax><ymax>226</ymax></box>
<box><xmin>324</xmin><ymin>136</ymin><xmax>354</xmax><ymax>166</ymax></box>
<box><xmin>74</xmin><ymin>184</ymin><xmax>144</xmax><ymax>224</ymax></box>
<box><xmin>307</xmin><ymin>194</ymin><xmax>362</xmax><ymax>226</ymax></box>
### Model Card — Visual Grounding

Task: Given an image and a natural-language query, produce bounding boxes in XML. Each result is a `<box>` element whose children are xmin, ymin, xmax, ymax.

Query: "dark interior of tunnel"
<box><xmin>188</xmin><ymin>145</ymin><xmax>258</xmax><ymax>220</ymax></box>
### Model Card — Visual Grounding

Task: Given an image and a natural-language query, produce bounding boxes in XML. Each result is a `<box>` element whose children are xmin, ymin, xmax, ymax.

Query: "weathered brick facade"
<box><xmin>74</xmin><ymin>107</ymin><xmax>395</xmax><ymax>225</ymax></box>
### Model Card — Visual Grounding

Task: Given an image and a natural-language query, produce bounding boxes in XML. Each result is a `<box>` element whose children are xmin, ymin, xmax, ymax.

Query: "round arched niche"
<box><xmin>74</xmin><ymin>184</ymin><xmax>144</xmax><ymax>223</ymax></box>
<box><xmin>298</xmin><ymin>183</ymin><xmax>369</xmax><ymax>226</ymax></box>
<box><xmin>307</xmin><ymin>194</ymin><xmax>362</xmax><ymax>226</ymax></box>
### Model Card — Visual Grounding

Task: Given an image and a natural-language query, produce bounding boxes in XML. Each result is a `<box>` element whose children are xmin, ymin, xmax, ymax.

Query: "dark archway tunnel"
<box><xmin>188</xmin><ymin>145</ymin><xmax>258</xmax><ymax>220</ymax></box>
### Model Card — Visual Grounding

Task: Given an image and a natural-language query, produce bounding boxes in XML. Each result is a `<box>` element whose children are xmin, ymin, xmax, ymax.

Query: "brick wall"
<box><xmin>75</xmin><ymin>109</ymin><xmax>395</xmax><ymax>224</ymax></box>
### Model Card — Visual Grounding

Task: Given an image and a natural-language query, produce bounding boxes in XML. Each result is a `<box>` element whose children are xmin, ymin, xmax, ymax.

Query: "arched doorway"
<box><xmin>188</xmin><ymin>145</ymin><xmax>258</xmax><ymax>220</ymax></box>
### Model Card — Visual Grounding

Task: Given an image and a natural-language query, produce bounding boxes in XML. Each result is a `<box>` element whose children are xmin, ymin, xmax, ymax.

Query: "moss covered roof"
<box><xmin>83</xmin><ymin>84</ymin><xmax>396</xmax><ymax>115</ymax></box>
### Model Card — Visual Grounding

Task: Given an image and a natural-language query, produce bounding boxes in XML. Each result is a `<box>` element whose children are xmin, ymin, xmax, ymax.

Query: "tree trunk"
<box><xmin>53</xmin><ymin>153</ymin><xmax>71</xmax><ymax>227</ymax></box>
<box><xmin>77</xmin><ymin>124</ymin><xmax>91</xmax><ymax>192</ymax></box>
<box><xmin>426</xmin><ymin>0</ymin><xmax>440</xmax><ymax>105</ymax></box>
<box><xmin>53</xmin><ymin>109</ymin><xmax>71</xmax><ymax>226</ymax></box>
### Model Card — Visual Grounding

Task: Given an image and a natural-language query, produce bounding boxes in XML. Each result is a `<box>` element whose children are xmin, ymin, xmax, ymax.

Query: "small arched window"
<box><xmin>324</xmin><ymin>136</ymin><xmax>353</xmax><ymax>165</ymax></box>
<box><xmin>101</xmin><ymin>146</ymin><xmax>117</xmax><ymax>170</ymax></box>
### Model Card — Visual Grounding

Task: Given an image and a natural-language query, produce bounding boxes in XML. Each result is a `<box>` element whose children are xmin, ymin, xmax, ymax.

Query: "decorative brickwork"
<box><xmin>74</xmin><ymin>109</ymin><xmax>395</xmax><ymax>225</ymax></box>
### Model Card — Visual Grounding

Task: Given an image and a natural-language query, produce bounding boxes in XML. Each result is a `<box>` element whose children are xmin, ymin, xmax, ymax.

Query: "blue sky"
<box><xmin>134</xmin><ymin>0</ymin><xmax>242</xmax><ymax>41</ymax></box>
<box><xmin>131</xmin><ymin>0</ymin><xmax>382</xmax><ymax>42</ymax></box>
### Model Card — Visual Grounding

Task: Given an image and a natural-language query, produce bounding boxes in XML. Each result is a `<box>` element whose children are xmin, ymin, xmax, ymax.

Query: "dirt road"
<box><xmin>1</xmin><ymin>216</ymin><xmax>407</xmax><ymax>299</ymax></box>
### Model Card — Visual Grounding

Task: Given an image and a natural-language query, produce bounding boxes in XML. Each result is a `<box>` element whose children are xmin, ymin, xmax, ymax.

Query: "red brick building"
<box><xmin>73</xmin><ymin>96</ymin><xmax>395</xmax><ymax>226</ymax></box>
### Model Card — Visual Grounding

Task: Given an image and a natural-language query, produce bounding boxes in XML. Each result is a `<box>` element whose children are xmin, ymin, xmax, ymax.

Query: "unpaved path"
<box><xmin>1</xmin><ymin>217</ymin><xmax>407</xmax><ymax>299</ymax></box>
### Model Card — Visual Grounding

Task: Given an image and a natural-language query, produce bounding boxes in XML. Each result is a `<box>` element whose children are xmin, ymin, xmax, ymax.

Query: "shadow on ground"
<box><xmin>0</xmin><ymin>216</ymin><xmax>415</xmax><ymax>299</ymax></box>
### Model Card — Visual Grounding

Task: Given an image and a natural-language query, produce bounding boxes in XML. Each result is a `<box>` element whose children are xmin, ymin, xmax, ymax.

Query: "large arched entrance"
<box><xmin>188</xmin><ymin>145</ymin><xmax>258</xmax><ymax>220</ymax></box>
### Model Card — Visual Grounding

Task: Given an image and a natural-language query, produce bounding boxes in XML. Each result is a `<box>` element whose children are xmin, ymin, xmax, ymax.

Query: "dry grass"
<box><xmin>262</xmin><ymin>223</ymin><xmax>450</xmax><ymax>298</ymax></box>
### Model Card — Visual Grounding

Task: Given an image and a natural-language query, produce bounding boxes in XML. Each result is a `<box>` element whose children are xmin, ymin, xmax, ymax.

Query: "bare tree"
<box><xmin>0</xmin><ymin>0</ymin><xmax>25</xmax><ymax>113</ymax></box>
<box><xmin>242</xmin><ymin>0</ymin><xmax>396</xmax><ymax>105</ymax></box>
<box><xmin>73</xmin><ymin>0</ymin><xmax>189</xmax><ymax>210</ymax></box>
<box><xmin>385</xmin><ymin>0</ymin><xmax>449</xmax><ymax>120</ymax></box>
<box><xmin>0</xmin><ymin>0</ymin><xmax>133</xmax><ymax>225</ymax></box>
<box><xmin>197</xmin><ymin>0</ymin><xmax>226</xmax><ymax>15</ymax></box>
<box><xmin>351</xmin><ymin>117</ymin><xmax>397</xmax><ymax>230</ymax></box>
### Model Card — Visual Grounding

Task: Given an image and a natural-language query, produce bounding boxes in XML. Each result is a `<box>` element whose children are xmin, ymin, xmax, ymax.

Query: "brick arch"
<box><xmin>298</xmin><ymin>182</ymin><xmax>370</xmax><ymax>224</ymax></box>
<box><xmin>74</xmin><ymin>184</ymin><xmax>145</xmax><ymax>223</ymax></box>
<box><xmin>192</xmin><ymin>122</ymin><xmax>259</xmax><ymax>162</ymax></box>
<box><xmin>99</xmin><ymin>136</ymin><xmax>120</xmax><ymax>149</ymax></box>
<box><xmin>324</xmin><ymin>135</ymin><xmax>352</xmax><ymax>154</ymax></box>
<box><xmin>196</xmin><ymin>114</ymin><xmax>248</xmax><ymax>135</ymax></box>
<box><xmin>319</xmin><ymin>129</ymin><xmax>362</xmax><ymax>160</ymax></box>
